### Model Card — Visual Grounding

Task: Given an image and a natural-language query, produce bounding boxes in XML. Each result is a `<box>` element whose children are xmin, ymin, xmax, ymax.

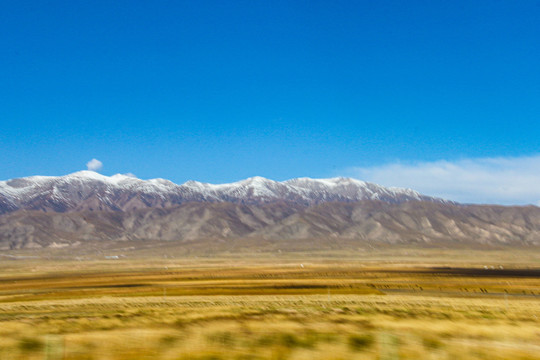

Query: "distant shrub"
<box><xmin>200</xmin><ymin>356</ymin><xmax>222</xmax><ymax>360</ymax></box>
<box><xmin>256</xmin><ymin>331</ymin><xmax>322</xmax><ymax>349</ymax></box>
<box><xmin>279</xmin><ymin>333</ymin><xmax>300</xmax><ymax>348</ymax></box>
<box><xmin>160</xmin><ymin>334</ymin><xmax>180</xmax><ymax>345</ymax></box>
<box><xmin>18</xmin><ymin>337</ymin><xmax>44</xmax><ymax>352</ymax></box>
<box><xmin>174</xmin><ymin>318</ymin><xmax>187</xmax><ymax>328</ymax></box>
<box><xmin>207</xmin><ymin>331</ymin><xmax>235</xmax><ymax>346</ymax></box>
<box><xmin>179</xmin><ymin>354</ymin><xmax>224</xmax><ymax>360</ymax></box>
<box><xmin>422</xmin><ymin>336</ymin><xmax>443</xmax><ymax>349</ymax></box>
<box><xmin>348</xmin><ymin>334</ymin><xmax>374</xmax><ymax>351</ymax></box>
<box><xmin>234</xmin><ymin>354</ymin><xmax>265</xmax><ymax>360</ymax></box>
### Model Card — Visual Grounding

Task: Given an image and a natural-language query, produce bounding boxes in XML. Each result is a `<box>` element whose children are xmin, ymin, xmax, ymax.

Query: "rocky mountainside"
<box><xmin>1</xmin><ymin>200</ymin><xmax>540</xmax><ymax>251</ymax></box>
<box><xmin>0</xmin><ymin>171</ymin><xmax>441</xmax><ymax>214</ymax></box>
<box><xmin>1</xmin><ymin>172</ymin><xmax>538</xmax><ymax>251</ymax></box>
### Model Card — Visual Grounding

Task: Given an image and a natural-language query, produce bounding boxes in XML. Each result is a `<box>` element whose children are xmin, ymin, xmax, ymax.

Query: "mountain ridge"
<box><xmin>3</xmin><ymin>172</ymin><xmax>538</xmax><ymax>252</ymax></box>
<box><xmin>0</xmin><ymin>171</ymin><xmax>444</xmax><ymax>214</ymax></box>
<box><xmin>2</xmin><ymin>201</ymin><xmax>540</xmax><ymax>251</ymax></box>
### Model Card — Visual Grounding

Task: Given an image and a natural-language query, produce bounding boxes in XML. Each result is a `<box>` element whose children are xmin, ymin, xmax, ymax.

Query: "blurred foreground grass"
<box><xmin>0</xmin><ymin>254</ymin><xmax>540</xmax><ymax>359</ymax></box>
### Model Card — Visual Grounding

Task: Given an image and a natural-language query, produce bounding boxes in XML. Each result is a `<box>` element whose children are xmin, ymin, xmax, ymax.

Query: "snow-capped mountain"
<box><xmin>3</xmin><ymin>172</ymin><xmax>540</xmax><ymax>251</ymax></box>
<box><xmin>0</xmin><ymin>171</ymin><xmax>444</xmax><ymax>214</ymax></box>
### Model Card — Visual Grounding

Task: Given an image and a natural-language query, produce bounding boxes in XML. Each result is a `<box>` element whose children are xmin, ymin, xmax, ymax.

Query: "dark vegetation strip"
<box><xmin>373</xmin><ymin>267</ymin><xmax>540</xmax><ymax>278</ymax></box>
<box><xmin>429</xmin><ymin>267</ymin><xmax>540</xmax><ymax>278</ymax></box>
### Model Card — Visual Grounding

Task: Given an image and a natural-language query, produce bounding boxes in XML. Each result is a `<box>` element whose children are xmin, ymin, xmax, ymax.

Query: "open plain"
<box><xmin>1</xmin><ymin>248</ymin><xmax>540</xmax><ymax>359</ymax></box>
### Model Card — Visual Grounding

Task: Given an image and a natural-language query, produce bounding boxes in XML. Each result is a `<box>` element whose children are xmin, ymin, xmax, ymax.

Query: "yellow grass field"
<box><xmin>1</xmin><ymin>249</ymin><xmax>540</xmax><ymax>359</ymax></box>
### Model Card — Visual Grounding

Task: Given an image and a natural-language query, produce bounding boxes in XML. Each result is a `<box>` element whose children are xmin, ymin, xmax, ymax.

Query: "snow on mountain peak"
<box><xmin>0</xmin><ymin>172</ymin><xmax>445</xmax><ymax>213</ymax></box>
<box><xmin>243</xmin><ymin>176</ymin><xmax>271</xmax><ymax>183</ymax></box>
<box><xmin>64</xmin><ymin>170</ymin><xmax>109</xmax><ymax>181</ymax></box>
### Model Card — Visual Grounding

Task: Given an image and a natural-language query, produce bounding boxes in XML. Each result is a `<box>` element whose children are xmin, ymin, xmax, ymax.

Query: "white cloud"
<box><xmin>344</xmin><ymin>155</ymin><xmax>540</xmax><ymax>205</ymax></box>
<box><xmin>86</xmin><ymin>158</ymin><xmax>103</xmax><ymax>172</ymax></box>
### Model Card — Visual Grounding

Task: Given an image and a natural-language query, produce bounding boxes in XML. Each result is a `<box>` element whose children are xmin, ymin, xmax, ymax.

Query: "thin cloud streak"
<box><xmin>345</xmin><ymin>155</ymin><xmax>540</xmax><ymax>205</ymax></box>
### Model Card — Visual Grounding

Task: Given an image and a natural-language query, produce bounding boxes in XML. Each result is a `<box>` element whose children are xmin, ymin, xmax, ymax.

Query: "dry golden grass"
<box><xmin>0</xmin><ymin>251</ymin><xmax>540</xmax><ymax>359</ymax></box>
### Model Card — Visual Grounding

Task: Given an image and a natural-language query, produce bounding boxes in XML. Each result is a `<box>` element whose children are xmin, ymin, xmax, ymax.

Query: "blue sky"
<box><xmin>1</xmin><ymin>1</ymin><xmax>539</xmax><ymax>203</ymax></box>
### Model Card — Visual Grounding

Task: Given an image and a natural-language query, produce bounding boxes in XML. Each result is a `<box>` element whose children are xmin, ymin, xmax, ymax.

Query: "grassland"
<box><xmin>1</xmin><ymin>249</ymin><xmax>540</xmax><ymax>359</ymax></box>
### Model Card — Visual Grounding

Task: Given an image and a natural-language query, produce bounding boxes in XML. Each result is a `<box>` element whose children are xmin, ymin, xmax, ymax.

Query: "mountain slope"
<box><xmin>2</xmin><ymin>201</ymin><xmax>539</xmax><ymax>250</ymax></box>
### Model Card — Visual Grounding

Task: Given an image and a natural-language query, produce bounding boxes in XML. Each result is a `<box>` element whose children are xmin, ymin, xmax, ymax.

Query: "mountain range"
<box><xmin>0</xmin><ymin>171</ymin><xmax>439</xmax><ymax>213</ymax></box>
<box><xmin>1</xmin><ymin>171</ymin><xmax>539</xmax><ymax>251</ymax></box>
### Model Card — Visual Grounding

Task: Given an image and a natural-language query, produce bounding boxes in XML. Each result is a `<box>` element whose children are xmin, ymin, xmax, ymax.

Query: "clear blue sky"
<box><xmin>1</xmin><ymin>1</ymin><xmax>539</xmax><ymax>188</ymax></box>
